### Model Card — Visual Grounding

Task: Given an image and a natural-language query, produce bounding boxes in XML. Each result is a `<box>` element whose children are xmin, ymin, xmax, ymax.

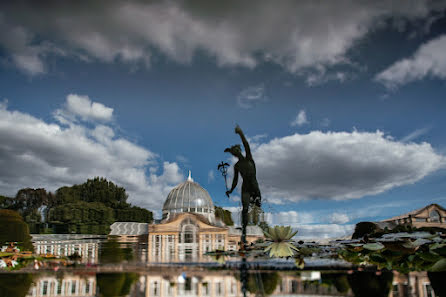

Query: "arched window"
<box><xmin>429</xmin><ymin>210</ymin><xmax>440</xmax><ymax>222</ymax></box>
<box><xmin>180</xmin><ymin>218</ymin><xmax>198</xmax><ymax>244</ymax></box>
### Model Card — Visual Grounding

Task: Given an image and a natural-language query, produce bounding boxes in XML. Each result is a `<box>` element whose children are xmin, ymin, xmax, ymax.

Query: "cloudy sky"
<box><xmin>1</xmin><ymin>0</ymin><xmax>446</xmax><ymax>238</ymax></box>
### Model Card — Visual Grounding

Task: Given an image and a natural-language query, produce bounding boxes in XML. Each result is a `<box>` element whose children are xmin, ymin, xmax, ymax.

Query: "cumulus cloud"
<box><xmin>0</xmin><ymin>1</ymin><xmax>444</xmax><ymax>77</ymax></box>
<box><xmin>328</xmin><ymin>213</ymin><xmax>350</xmax><ymax>224</ymax></box>
<box><xmin>237</xmin><ymin>84</ymin><xmax>267</xmax><ymax>109</ymax></box>
<box><xmin>376</xmin><ymin>35</ymin><xmax>446</xmax><ymax>88</ymax></box>
<box><xmin>290</xmin><ymin>110</ymin><xmax>309</xmax><ymax>127</ymax></box>
<box><xmin>263</xmin><ymin>211</ymin><xmax>353</xmax><ymax>239</ymax></box>
<box><xmin>0</xmin><ymin>98</ymin><xmax>183</xmax><ymax>210</ymax></box>
<box><xmin>253</xmin><ymin>130</ymin><xmax>445</xmax><ymax>204</ymax></box>
<box><xmin>54</xmin><ymin>94</ymin><xmax>114</xmax><ymax>123</ymax></box>
<box><xmin>293</xmin><ymin>224</ymin><xmax>354</xmax><ymax>239</ymax></box>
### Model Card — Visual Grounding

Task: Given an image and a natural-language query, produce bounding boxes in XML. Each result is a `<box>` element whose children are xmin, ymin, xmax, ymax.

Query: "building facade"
<box><xmin>147</xmin><ymin>172</ymin><xmax>263</xmax><ymax>263</ymax></box>
<box><xmin>381</xmin><ymin>204</ymin><xmax>446</xmax><ymax>229</ymax></box>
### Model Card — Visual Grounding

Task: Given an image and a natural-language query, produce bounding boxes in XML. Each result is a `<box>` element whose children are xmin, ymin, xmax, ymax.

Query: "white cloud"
<box><xmin>328</xmin><ymin>213</ymin><xmax>350</xmax><ymax>224</ymax></box>
<box><xmin>1</xmin><ymin>1</ymin><xmax>444</xmax><ymax>77</ymax></box>
<box><xmin>208</xmin><ymin>170</ymin><xmax>215</xmax><ymax>183</ymax></box>
<box><xmin>263</xmin><ymin>210</ymin><xmax>353</xmax><ymax>239</ymax></box>
<box><xmin>376</xmin><ymin>35</ymin><xmax>446</xmax><ymax>88</ymax></box>
<box><xmin>290</xmin><ymin>110</ymin><xmax>309</xmax><ymax>127</ymax></box>
<box><xmin>0</xmin><ymin>98</ymin><xmax>183</xmax><ymax>210</ymax></box>
<box><xmin>401</xmin><ymin>127</ymin><xmax>431</xmax><ymax>142</ymax></box>
<box><xmin>237</xmin><ymin>84</ymin><xmax>267</xmax><ymax>109</ymax></box>
<box><xmin>293</xmin><ymin>224</ymin><xmax>354</xmax><ymax>239</ymax></box>
<box><xmin>321</xmin><ymin>118</ymin><xmax>331</xmax><ymax>127</ymax></box>
<box><xmin>62</xmin><ymin>94</ymin><xmax>114</xmax><ymax>122</ymax></box>
<box><xmin>253</xmin><ymin>130</ymin><xmax>445</xmax><ymax>204</ymax></box>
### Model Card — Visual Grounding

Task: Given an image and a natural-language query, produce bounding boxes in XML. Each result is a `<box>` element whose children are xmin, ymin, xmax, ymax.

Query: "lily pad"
<box><xmin>429</xmin><ymin>258</ymin><xmax>446</xmax><ymax>272</ymax></box>
<box><xmin>363</xmin><ymin>242</ymin><xmax>385</xmax><ymax>251</ymax></box>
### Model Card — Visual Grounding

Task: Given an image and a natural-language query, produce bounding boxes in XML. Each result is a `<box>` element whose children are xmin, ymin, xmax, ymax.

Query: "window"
<box><xmin>216</xmin><ymin>282</ymin><xmax>223</xmax><ymax>296</ymax></box>
<box><xmin>202</xmin><ymin>282</ymin><xmax>210</xmax><ymax>296</ymax></box>
<box><xmin>42</xmin><ymin>281</ymin><xmax>48</xmax><ymax>296</ymax></box>
<box><xmin>424</xmin><ymin>283</ymin><xmax>435</xmax><ymax>297</ymax></box>
<box><xmin>429</xmin><ymin>210</ymin><xmax>441</xmax><ymax>222</ymax></box>
<box><xmin>71</xmin><ymin>280</ymin><xmax>77</xmax><ymax>295</ymax></box>
<box><xmin>416</xmin><ymin>218</ymin><xmax>427</xmax><ymax>222</ymax></box>
<box><xmin>56</xmin><ymin>281</ymin><xmax>62</xmax><ymax>295</ymax></box>
<box><xmin>151</xmin><ymin>281</ymin><xmax>160</xmax><ymax>296</ymax></box>
<box><xmin>85</xmin><ymin>281</ymin><xmax>90</xmax><ymax>294</ymax></box>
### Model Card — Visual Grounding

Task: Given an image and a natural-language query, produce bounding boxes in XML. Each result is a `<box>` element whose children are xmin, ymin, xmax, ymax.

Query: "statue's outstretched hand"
<box><xmin>235</xmin><ymin>125</ymin><xmax>242</xmax><ymax>135</ymax></box>
<box><xmin>226</xmin><ymin>190</ymin><xmax>232</xmax><ymax>198</ymax></box>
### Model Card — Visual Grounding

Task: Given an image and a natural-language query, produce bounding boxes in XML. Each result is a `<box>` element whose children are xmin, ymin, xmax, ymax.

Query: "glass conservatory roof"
<box><xmin>162</xmin><ymin>171</ymin><xmax>214</xmax><ymax>214</ymax></box>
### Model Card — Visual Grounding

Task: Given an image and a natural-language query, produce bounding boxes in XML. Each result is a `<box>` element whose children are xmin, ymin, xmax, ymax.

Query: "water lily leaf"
<box><xmin>429</xmin><ymin>243</ymin><xmax>445</xmax><ymax>251</ymax></box>
<box><xmin>419</xmin><ymin>252</ymin><xmax>440</xmax><ymax>263</ymax></box>
<box><xmin>429</xmin><ymin>258</ymin><xmax>446</xmax><ymax>272</ymax></box>
<box><xmin>295</xmin><ymin>258</ymin><xmax>305</xmax><ymax>269</ymax></box>
<box><xmin>402</xmin><ymin>238</ymin><xmax>430</xmax><ymax>249</ymax></box>
<box><xmin>363</xmin><ymin>242</ymin><xmax>385</xmax><ymax>251</ymax></box>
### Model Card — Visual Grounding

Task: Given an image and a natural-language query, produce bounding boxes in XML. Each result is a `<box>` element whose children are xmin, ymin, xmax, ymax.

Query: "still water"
<box><xmin>1</xmin><ymin>234</ymin><xmax>445</xmax><ymax>297</ymax></box>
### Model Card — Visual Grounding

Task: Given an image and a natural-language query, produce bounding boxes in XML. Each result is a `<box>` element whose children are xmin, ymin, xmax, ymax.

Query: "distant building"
<box><xmin>109</xmin><ymin>222</ymin><xmax>148</xmax><ymax>242</ymax></box>
<box><xmin>381</xmin><ymin>203</ymin><xmax>446</xmax><ymax>229</ymax></box>
<box><xmin>147</xmin><ymin>172</ymin><xmax>264</xmax><ymax>262</ymax></box>
<box><xmin>32</xmin><ymin>234</ymin><xmax>102</xmax><ymax>263</ymax></box>
<box><xmin>26</xmin><ymin>274</ymin><xmax>96</xmax><ymax>297</ymax></box>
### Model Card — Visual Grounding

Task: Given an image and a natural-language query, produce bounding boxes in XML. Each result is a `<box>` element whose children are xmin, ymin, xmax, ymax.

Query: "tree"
<box><xmin>0</xmin><ymin>210</ymin><xmax>34</xmax><ymax>251</ymax></box>
<box><xmin>0</xmin><ymin>274</ymin><xmax>34</xmax><ymax>297</ymax></box>
<box><xmin>215</xmin><ymin>206</ymin><xmax>234</xmax><ymax>226</ymax></box>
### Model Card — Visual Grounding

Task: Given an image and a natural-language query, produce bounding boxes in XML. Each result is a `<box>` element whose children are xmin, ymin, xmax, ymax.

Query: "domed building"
<box><xmin>148</xmin><ymin>171</ymin><xmax>263</xmax><ymax>263</ymax></box>
<box><xmin>162</xmin><ymin>172</ymin><xmax>216</xmax><ymax>223</ymax></box>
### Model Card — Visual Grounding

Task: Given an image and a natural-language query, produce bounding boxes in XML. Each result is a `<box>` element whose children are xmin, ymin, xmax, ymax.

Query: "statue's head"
<box><xmin>224</xmin><ymin>144</ymin><xmax>242</xmax><ymax>157</ymax></box>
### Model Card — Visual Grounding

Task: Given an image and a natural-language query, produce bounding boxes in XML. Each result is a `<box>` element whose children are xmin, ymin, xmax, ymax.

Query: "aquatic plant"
<box><xmin>263</xmin><ymin>226</ymin><xmax>298</xmax><ymax>257</ymax></box>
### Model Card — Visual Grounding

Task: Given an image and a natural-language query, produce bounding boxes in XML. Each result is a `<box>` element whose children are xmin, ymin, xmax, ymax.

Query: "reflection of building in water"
<box><xmin>391</xmin><ymin>272</ymin><xmax>435</xmax><ymax>297</ymax></box>
<box><xmin>23</xmin><ymin>270</ymin><xmax>437</xmax><ymax>297</ymax></box>
<box><xmin>143</xmin><ymin>270</ymin><xmax>242</xmax><ymax>297</ymax></box>
<box><xmin>147</xmin><ymin>172</ymin><xmax>263</xmax><ymax>262</ymax></box>
<box><xmin>381</xmin><ymin>204</ymin><xmax>446</xmax><ymax>229</ymax></box>
<box><xmin>274</xmin><ymin>272</ymin><xmax>352</xmax><ymax>296</ymax></box>
<box><xmin>26</xmin><ymin>274</ymin><xmax>95</xmax><ymax>297</ymax></box>
<box><xmin>32</xmin><ymin>234</ymin><xmax>103</xmax><ymax>263</ymax></box>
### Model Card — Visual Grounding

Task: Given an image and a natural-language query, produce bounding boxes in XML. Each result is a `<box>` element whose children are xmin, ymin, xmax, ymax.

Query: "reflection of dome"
<box><xmin>162</xmin><ymin>171</ymin><xmax>215</xmax><ymax>222</ymax></box>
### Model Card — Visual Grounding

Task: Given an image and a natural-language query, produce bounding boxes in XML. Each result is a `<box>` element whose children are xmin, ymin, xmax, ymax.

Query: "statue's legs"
<box><xmin>241</xmin><ymin>191</ymin><xmax>250</xmax><ymax>250</ymax></box>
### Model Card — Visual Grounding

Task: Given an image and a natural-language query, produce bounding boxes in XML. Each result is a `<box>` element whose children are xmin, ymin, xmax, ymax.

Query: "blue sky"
<box><xmin>1</xmin><ymin>1</ymin><xmax>446</xmax><ymax>238</ymax></box>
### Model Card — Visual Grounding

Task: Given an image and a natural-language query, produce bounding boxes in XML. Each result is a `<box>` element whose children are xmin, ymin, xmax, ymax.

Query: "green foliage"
<box><xmin>246</xmin><ymin>272</ymin><xmax>280</xmax><ymax>295</ymax></box>
<box><xmin>100</xmin><ymin>239</ymin><xmax>126</xmax><ymax>264</ymax></box>
<box><xmin>114</xmin><ymin>206</ymin><xmax>153</xmax><ymax>223</ymax></box>
<box><xmin>0</xmin><ymin>274</ymin><xmax>34</xmax><ymax>297</ymax></box>
<box><xmin>352</xmin><ymin>222</ymin><xmax>381</xmax><ymax>239</ymax></box>
<box><xmin>57</xmin><ymin>177</ymin><xmax>128</xmax><ymax>207</ymax></box>
<box><xmin>347</xmin><ymin>271</ymin><xmax>393</xmax><ymax>297</ymax></box>
<box><xmin>215</xmin><ymin>206</ymin><xmax>234</xmax><ymax>226</ymax></box>
<box><xmin>248</xmin><ymin>205</ymin><xmax>263</xmax><ymax>225</ymax></box>
<box><xmin>321</xmin><ymin>273</ymin><xmax>350</xmax><ymax>293</ymax></box>
<box><xmin>1</xmin><ymin>177</ymin><xmax>154</xmax><ymax>234</ymax></box>
<box><xmin>0</xmin><ymin>195</ymin><xmax>13</xmax><ymax>208</ymax></box>
<box><xmin>48</xmin><ymin>201</ymin><xmax>114</xmax><ymax>234</ymax></box>
<box><xmin>97</xmin><ymin>273</ymin><xmax>138</xmax><ymax>297</ymax></box>
<box><xmin>0</xmin><ymin>210</ymin><xmax>34</xmax><ymax>251</ymax></box>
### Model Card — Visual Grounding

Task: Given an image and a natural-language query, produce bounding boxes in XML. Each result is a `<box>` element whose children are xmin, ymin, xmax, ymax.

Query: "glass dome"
<box><xmin>162</xmin><ymin>171</ymin><xmax>215</xmax><ymax>222</ymax></box>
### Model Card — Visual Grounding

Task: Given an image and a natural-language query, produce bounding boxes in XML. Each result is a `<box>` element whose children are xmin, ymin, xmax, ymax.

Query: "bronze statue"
<box><xmin>225</xmin><ymin>125</ymin><xmax>261</xmax><ymax>247</ymax></box>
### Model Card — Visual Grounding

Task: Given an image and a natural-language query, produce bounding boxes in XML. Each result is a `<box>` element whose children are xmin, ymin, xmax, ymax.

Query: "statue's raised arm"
<box><xmin>235</xmin><ymin>125</ymin><xmax>252</xmax><ymax>160</ymax></box>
